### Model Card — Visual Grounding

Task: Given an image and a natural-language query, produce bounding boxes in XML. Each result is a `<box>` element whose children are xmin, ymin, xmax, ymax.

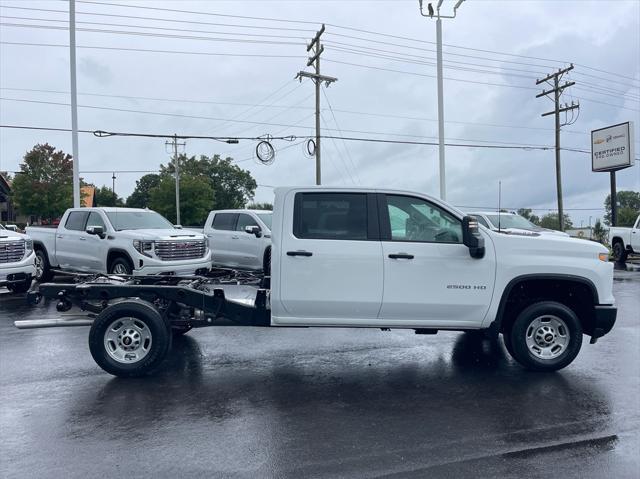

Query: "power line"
<box><xmin>4</xmin><ymin>2</ymin><xmax>637</xmax><ymax>87</ymax></box>
<box><xmin>0</xmin><ymin>41</ymin><xmax>304</xmax><ymax>58</ymax></box>
<box><xmin>0</xmin><ymin>5</ymin><xmax>315</xmax><ymax>32</ymax></box>
<box><xmin>0</xmin><ymin>22</ymin><xmax>305</xmax><ymax>46</ymax></box>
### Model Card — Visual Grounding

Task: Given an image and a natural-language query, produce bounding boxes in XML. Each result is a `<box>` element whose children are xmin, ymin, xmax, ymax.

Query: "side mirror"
<box><xmin>86</xmin><ymin>225</ymin><xmax>105</xmax><ymax>238</ymax></box>
<box><xmin>245</xmin><ymin>225</ymin><xmax>262</xmax><ymax>237</ymax></box>
<box><xmin>462</xmin><ymin>216</ymin><xmax>485</xmax><ymax>259</ymax></box>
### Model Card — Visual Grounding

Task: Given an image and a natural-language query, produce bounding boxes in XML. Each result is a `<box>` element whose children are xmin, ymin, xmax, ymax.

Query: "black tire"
<box><xmin>34</xmin><ymin>248</ymin><xmax>54</xmax><ymax>282</ymax></box>
<box><xmin>509</xmin><ymin>301</ymin><xmax>582</xmax><ymax>372</ymax></box>
<box><xmin>172</xmin><ymin>326</ymin><xmax>192</xmax><ymax>337</ymax></box>
<box><xmin>109</xmin><ymin>256</ymin><xmax>133</xmax><ymax>275</ymax></box>
<box><xmin>7</xmin><ymin>278</ymin><xmax>32</xmax><ymax>294</ymax></box>
<box><xmin>612</xmin><ymin>241</ymin><xmax>627</xmax><ymax>263</ymax></box>
<box><xmin>263</xmin><ymin>246</ymin><xmax>272</xmax><ymax>275</ymax></box>
<box><xmin>88</xmin><ymin>300</ymin><xmax>171</xmax><ymax>377</ymax></box>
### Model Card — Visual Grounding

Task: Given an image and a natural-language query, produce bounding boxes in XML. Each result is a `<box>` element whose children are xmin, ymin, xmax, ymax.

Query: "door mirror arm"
<box><xmin>86</xmin><ymin>225</ymin><xmax>106</xmax><ymax>239</ymax></box>
<box><xmin>462</xmin><ymin>216</ymin><xmax>485</xmax><ymax>259</ymax></box>
<box><xmin>245</xmin><ymin>225</ymin><xmax>262</xmax><ymax>238</ymax></box>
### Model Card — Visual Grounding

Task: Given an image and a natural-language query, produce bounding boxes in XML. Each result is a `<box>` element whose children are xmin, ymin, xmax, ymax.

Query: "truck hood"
<box><xmin>0</xmin><ymin>229</ymin><xmax>29</xmax><ymax>241</ymax></box>
<box><xmin>497</xmin><ymin>227</ymin><xmax>569</xmax><ymax>237</ymax></box>
<box><xmin>116</xmin><ymin>229</ymin><xmax>206</xmax><ymax>241</ymax></box>
<box><xmin>489</xmin><ymin>228</ymin><xmax>608</xmax><ymax>256</ymax></box>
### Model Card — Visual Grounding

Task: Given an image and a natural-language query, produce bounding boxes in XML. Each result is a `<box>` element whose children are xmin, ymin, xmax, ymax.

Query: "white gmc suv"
<box><xmin>0</xmin><ymin>224</ymin><xmax>36</xmax><ymax>293</ymax></box>
<box><xmin>27</xmin><ymin>208</ymin><xmax>212</xmax><ymax>280</ymax></box>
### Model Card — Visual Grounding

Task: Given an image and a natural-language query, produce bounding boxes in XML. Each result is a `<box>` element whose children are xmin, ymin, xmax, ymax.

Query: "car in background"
<box><xmin>468</xmin><ymin>211</ymin><xmax>569</xmax><ymax>237</ymax></box>
<box><xmin>203</xmin><ymin>209</ymin><xmax>272</xmax><ymax>272</ymax></box>
<box><xmin>608</xmin><ymin>214</ymin><xmax>639</xmax><ymax>262</ymax></box>
<box><xmin>0</xmin><ymin>223</ymin><xmax>36</xmax><ymax>293</ymax></box>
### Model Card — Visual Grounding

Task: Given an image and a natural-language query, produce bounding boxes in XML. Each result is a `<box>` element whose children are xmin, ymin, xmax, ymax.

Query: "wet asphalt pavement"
<box><xmin>1</xmin><ymin>267</ymin><xmax>639</xmax><ymax>478</ymax></box>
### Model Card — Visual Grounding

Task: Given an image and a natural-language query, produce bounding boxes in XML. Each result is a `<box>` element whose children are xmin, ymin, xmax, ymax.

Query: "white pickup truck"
<box><xmin>19</xmin><ymin>187</ymin><xmax>617</xmax><ymax>377</ymax></box>
<box><xmin>0</xmin><ymin>224</ymin><xmax>36</xmax><ymax>293</ymax></box>
<box><xmin>27</xmin><ymin>207</ymin><xmax>212</xmax><ymax>280</ymax></box>
<box><xmin>203</xmin><ymin>209</ymin><xmax>273</xmax><ymax>272</ymax></box>
<box><xmin>609</xmin><ymin>214</ymin><xmax>640</xmax><ymax>262</ymax></box>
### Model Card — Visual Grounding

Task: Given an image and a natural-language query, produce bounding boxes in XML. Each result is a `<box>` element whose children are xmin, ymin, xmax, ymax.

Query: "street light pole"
<box><xmin>69</xmin><ymin>0</ymin><xmax>80</xmax><ymax>208</ymax></box>
<box><xmin>419</xmin><ymin>0</ymin><xmax>465</xmax><ymax>201</ymax></box>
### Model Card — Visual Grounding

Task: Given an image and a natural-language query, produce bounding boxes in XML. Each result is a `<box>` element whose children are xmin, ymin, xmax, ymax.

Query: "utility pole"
<box><xmin>112</xmin><ymin>172</ymin><xmax>116</xmax><ymax>204</ymax></box>
<box><xmin>419</xmin><ymin>0</ymin><xmax>466</xmax><ymax>201</ymax></box>
<box><xmin>165</xmin><ymin>134</ymin><xmax>185</xmax><ymax>225</ymax></box>
<box><xmin>536</xmin><ymin>64</ymin><xmax>579</xmax><ymax>232</ymax></box>
<box><xmin>296</xmin><ymin>24</ymin><xmax>337</xmax><ymax>185</ymax></box>
<box><xmin>69</xmin><ymin>0</ymin><xmax>80</xmax><ymax>208</ymax></box>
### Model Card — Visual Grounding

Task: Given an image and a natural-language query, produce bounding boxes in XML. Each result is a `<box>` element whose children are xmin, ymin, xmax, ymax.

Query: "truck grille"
<box><xmin>155</xmin><ymin>240</ymin><xmax>207</xmax><ymax>261</ymax></box>
<box><xmin>0</xmin><ymin>240</ymin><xmax>25</xmax><ymax>264</ymax></box>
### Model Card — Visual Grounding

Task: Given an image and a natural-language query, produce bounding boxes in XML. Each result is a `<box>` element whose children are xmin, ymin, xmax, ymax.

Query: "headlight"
<box><xmin>24</xmin><ymin>239</ymin><xmax>33</xmax><ymax>258</ymax></box>
<box><xmin>133</xmin><ymin>240</ymin><xmax>154</xmax><ymax>257</ymax></box>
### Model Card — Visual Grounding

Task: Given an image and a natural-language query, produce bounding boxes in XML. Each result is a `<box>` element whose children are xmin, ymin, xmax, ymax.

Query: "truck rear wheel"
<box><xmin>508</xmin><ymin>301</ymin><xmax>582</xmax><ymax>371</ymax></box>
<box><xmin>34</xmin><ymin>249</ymin><xmax>53</xmax><ymax>282</ymax></box>
<box><xmin>612</xmin><ymin>241</ymin><xmax>627</xmax><ymax>262</ymax></box>
<box><xmin>88</xmin><ymin>300</ymin><xmax>171</xmax><ymax>377</ymax></box>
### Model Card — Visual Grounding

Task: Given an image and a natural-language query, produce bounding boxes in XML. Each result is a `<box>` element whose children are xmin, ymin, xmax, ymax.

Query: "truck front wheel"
<box><xmin>109</xmin><ymin>257</ymin><xmax>133</xmax><ymax>275</ymax></box>
<box><xmin>508</xmin><ymin>301</ymin><xmax>582</xmax><ymax>372</ymax></box>
<box><xmin>88</xmin><ymin>301</ymin><xmax>171</xmax><ymax>377</ymax></box>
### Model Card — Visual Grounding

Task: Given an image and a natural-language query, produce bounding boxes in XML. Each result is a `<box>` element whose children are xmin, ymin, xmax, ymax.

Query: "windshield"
<box><xmin>256</xmin><ymin>212</ymin><xmax>272</xmax><ymax>230</ymax></box>
<box><xmin>485</xmin><ymin>214</ymin><xmax>538</xmax><ymax>230</ymax></box>
<box><xmin>106</xmin><ymin>211</ymin><xmax>174</xmax><ymax>231</ymax></box>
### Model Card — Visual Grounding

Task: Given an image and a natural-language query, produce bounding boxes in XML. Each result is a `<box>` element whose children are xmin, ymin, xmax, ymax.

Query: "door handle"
<box><xmin>57</xmin><ymin>235</ymin><xmax>64</xmax><ymax>239</ymax></box>
<box><xmin>287</xmin><ymin>250</ymin><xmax>313</xmax><ymax>257</ymax></box>
<box><xmin>388</xmin><ymin>253</ymin><xmax>414</xmax><ymax>259</ymax></box>
<box><xmin>231</xmin><ymin>235</ymin><xmax>239</xmax><ymax>239</ymax></box>
<box><xmin>79</xmin><ymin>237</ymin><xmax>87</xmax><ymax>241</ymax></box>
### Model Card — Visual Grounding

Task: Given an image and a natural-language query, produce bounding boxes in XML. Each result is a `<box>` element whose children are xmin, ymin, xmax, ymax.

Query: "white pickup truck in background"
<box><xmin>0</xmin><ymin>224</ymin><xmax>36</xmax><ymax>293</ymax></box>
<box><xmin>203</xmin><ymin>209</ymin><xmax>273</xmax><ymax>272</ymax></box>
<box><xmin>609</xmin><ymin>214</ymin><xmax>640</xmax><ymax>262</ymax></box>
<box><xmin>27</xmin><ymin>207</ymin><xmax>212</xmax><ymax>280</ymax></box>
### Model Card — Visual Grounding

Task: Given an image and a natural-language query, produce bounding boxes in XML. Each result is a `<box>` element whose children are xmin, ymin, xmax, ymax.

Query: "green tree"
<box><xmin>12</xmin><ymin>144</ymin><xmax>73</xmax><ymax>222</ymax></box>
<box><xmin>94</xmin><ymin>185</ymin><xmax>124</xmax><ymax>207</ymax></box>
<box><xmin>160</xmin><ymin>154</ymin><xmax>257</xmax><ymax>209</ymax></box>
<box><xmin>592</xmin><ymin>218</ymin><xmax>607</xmax><ymax>244</ymax></box>
<box><xmin>604</xmin><ymin>190</ymin><xmax>640</xmax><ymax>227</ymax></box>
<box><xmin>126</xmin><ymin>174</ymin><xmax>160</xmax><ymax>208</ymax></box>
<box><xmin>247</xmin><ymin>202</ymin><xmax>273</xmax><ymax>210</ymax></box>
<box><xmin>538</xmin><ymin>212</ymin><xmax>573</xmax><ymax>231</ymax></box>
<box><xmin>517</xmin><ymin>208</ymin><xmax>540</xmax><ymax>225</ymax></box>
<box><xmin>149</xmin><ymin>175</ymin><xmax>213</xmax><ymax>226</ymax></box>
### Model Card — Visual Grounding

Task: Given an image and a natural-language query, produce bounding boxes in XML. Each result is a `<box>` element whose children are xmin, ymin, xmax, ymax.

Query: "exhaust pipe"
<box><xmin>14</xmin><ymin>318</ymin><xmax>93</xmax><ymax>329</ymax></box>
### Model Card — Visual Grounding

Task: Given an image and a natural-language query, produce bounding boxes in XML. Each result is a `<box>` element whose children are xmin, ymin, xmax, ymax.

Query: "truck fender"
<box><xmin>107</xmin><ymin>249</ymin><xmax>135</xmax><ymax>271</ymax></box>
<box><xmin>489</xmin><ymin>273</ymin><xmax>599</xmax><ymax>337</ymax></box>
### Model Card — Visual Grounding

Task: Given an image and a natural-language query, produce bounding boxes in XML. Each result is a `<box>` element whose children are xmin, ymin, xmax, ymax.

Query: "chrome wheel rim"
<box><xmin>525</xmin><ymin>315</ymin><xmax>570</xmax><ymax>360</ymax></box>
<box><xmin>112</xmin><ymin>263</ymin><xmax>129</xmax><ymax>275</ymax></box>
<box><xmin>104</xmin><ymin>317</ymin><xmax>152</xmax><ymax>364</ymax></box>
<box><xmin>35</xmin><ymin>253</ymin><xmax>44</xmax><ymax>280</ymax></box>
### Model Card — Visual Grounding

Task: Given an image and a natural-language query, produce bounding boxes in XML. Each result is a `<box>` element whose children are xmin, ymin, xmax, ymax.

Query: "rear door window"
<box><xmin>64</xmin><ymin>211</ymin><xmax>89</xmax><ymax>231</ymax></box>
<box><xmin>212</xmin><ymin>213</ymin><xmax>238</xmax><ymax>231</ymax></box>
<box><xmin>294</xmin><ymin>193</ymin><xmax>368</xmax><ymax>240</ymax></box>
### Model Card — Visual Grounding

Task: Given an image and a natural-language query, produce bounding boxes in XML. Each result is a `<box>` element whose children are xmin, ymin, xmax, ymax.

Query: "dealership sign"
<box><xmin>591</xmin><ymin>122</ymin><xmax>635</xmax><ymax>172</ymax></box>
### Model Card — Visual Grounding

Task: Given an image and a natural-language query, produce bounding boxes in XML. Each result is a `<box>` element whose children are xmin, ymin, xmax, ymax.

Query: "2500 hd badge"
<box><xmin>447</xmin><ymin>284</ymin><xmax>487</xmax><ymax>290</ymax></box>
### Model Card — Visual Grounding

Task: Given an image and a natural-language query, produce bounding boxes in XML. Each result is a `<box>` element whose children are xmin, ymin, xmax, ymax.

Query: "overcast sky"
<box><xmin>1</xmin><ymin>0</ymin><xmax>639</xmax><ymax>226</ymax></box>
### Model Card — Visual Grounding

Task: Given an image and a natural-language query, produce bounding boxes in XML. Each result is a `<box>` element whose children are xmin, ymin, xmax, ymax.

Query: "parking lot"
<box><xmin>0</xmin><ymin>266</ymin><xmax>638</xmax><ymax>478</ymax></box>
